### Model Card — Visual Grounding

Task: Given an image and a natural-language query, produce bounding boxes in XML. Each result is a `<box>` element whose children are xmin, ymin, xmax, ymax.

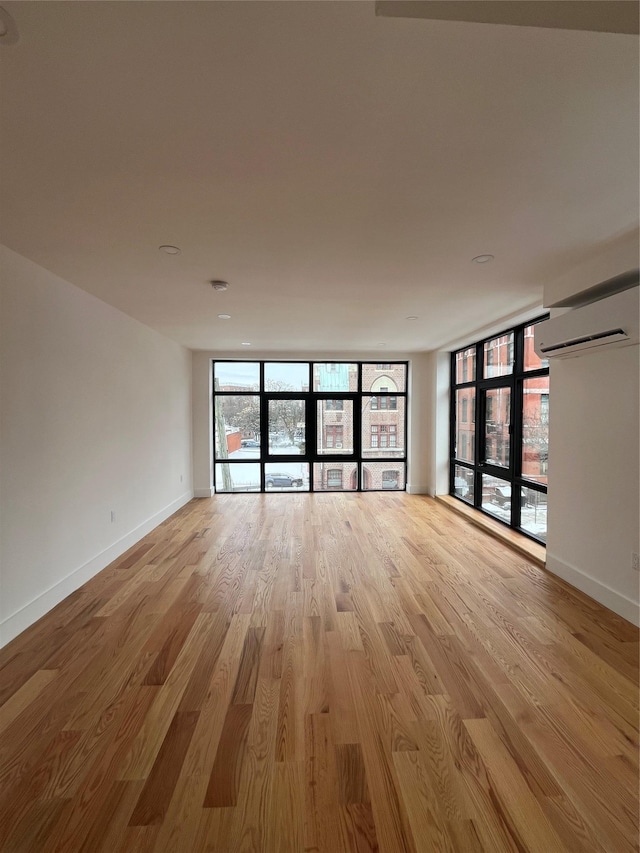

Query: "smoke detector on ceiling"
<box><xmin>211</xmin><ymin>280</ymin><xmax>229</xmax><ymax>291</ymax></box>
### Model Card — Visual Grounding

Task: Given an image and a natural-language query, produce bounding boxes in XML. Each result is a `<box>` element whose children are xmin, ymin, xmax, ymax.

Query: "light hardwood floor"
<box><xmin>0</xmin><ymin>493</ymin><xmax>638</xmax><ymax>852</ymax></box>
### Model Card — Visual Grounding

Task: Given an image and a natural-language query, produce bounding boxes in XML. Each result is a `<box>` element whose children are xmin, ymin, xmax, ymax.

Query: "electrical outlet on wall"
<box><xmin>632</xmin><ymin>552</ymin><xmax>640</xmax><ymax>572</ymax></box>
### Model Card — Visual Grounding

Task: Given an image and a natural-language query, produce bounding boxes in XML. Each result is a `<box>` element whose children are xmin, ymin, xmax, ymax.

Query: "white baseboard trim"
<box><xmin>406</xmin><ymin>484</ymin><xmax>431</xmax><ymax>495</ymax></box>
<box><xmin>545</xmin><ymin>552</ymin><xmax>640</xmax><ymax>627</ymax></box>
<box><xmin>194</xmin><ymin>488</ymin><xmax>215</xmax><ymax>498</ymax></box>
<box><xmin>0</xmin><ymin>491</ymin><xmax>193</xmax><ymax>649</ymax></box>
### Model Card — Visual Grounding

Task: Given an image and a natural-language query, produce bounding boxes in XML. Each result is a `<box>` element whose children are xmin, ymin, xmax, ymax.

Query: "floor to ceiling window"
<box><xmin>450</xmin><ymin>319</ymin><xmax>549</xmax><ymax>543</ymax></box>
<box><xmin>213</xmin><ymin>361</ymin><xmax>407</xmax><ymax>492</ymax></box>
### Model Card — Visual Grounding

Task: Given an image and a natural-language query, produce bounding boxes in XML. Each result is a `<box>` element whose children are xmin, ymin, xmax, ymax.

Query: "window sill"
<box><xmin>436</xmin><ymin>495</ymin><xmax>546</xmax><ymax>568</ymax></box>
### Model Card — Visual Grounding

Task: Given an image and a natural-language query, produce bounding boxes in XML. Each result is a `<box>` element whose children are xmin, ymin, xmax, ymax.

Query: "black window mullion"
<box><xmin>449</xmin><ymin>352</ymin><xmax>456</xmax><ymax>495</ymax></box>
<box><xmin>357</xmin><ymin>363</ymin><xmax>363</xmax><ymax>491</ymax></box>
<box><xmin>510</xmin><ymin>376</ymin><xmax>522</xmax><ymax>529</ymax></box>
<box><xmin>306</xmin><ymin>396</ymin><xmax>315</xmax><ymax>492</ymax></box>
<box><xmin>260</xmin><ymin>362</ymin><xmax>265</xmax><ymax>490</ymax></box>
<box><xmin>354</xmin><ymin>396</ymin><xmax>362</xmax><ymax>490</ymax></box>
<box><xmin>259</xmin><ymin>387</ymin><xmax>269</xmax><ymax>490</ymax></box>
<box><xmin>475</xmin><ymin>341</ymin><xmax>483</xmax><ymax>508</ymax></box>
<box><xmin>512</xmin><ymin>325</ymin><xmax>525</xmax><ymax>529</ymax></box>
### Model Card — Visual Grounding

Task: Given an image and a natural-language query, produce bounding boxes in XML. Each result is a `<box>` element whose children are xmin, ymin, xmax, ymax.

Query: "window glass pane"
<box><xmin>454</xmin><ymin>465</ymin><xmax>474</xmax><ymax>504</ymax></box>
<box><xmin>450</xmin><ymin>321</ymin><xmax>548</xmax><ymax>540</ymax></box>
<box><xmin>214</xmin><ymin>362</ymin><xmax>260</xmax><ymax>391</ymax></box>
<box><xmin>362</xmin><ymin>363</ymin><xmax>406</xmax><ymax>392</ymax></box>
<box><xmin>237</xmin><ymin>437</ymin><xmax>261</xmax><ymax>456</ymax></box>
<box><xmin>313</xmin><ymin>363</ymin><xmax>358</xmax><ymax>392</ymax></box>
<box><xmin>455</xmin><ymin>389</ymin><xmax>475</xmax><ymax>463</ymax></box>
<box><xmin>484</xmin><ymin>387</ymin><xmax>510</xmax><ymax>467</ymax></box>
<box><xmin>455</xmin><ymin>347</ymin><xmax>475</xmax><ymax>384</ymax></box>
<box><xmin>313</xmin><ymin>462</ymin><xmax>357</xmax><ymax>491</ymax></box>
<box><xmin>523</xmin><ymin>323</ymin><xmax>549</xmax><ymax>372</ymax></box>
<box><xmin>265</xmin><ymin>463</ymin><xmax>309</xmax><ymax>491</ymax></box>
<box><xmin>520</xmin><ymin>487</ymin><xmax>548</xmax><ymax>542</ymax></box>
<box><xmin>317</xmin><ymin>400</ymin><xmax>353</xmax><ymax>455</ymax></box>
<box><xmin>370</xmin><ymin>395</ymin><xmax>398</xmax><ymax>411</ymax></box>
<box><xmin>268</xmin><ymin>399</ymin><xmax>305</xmax><ymax>455</ymax></box>
<box><xmin>522</xmin><ymin>377</ymin><xmax>549</xmax><ymax>484</ymax></box>
<box><xmin>362</xmin><ymin>397</ymin><xmax>405</xmax><ymax>458</ymax></box>
<box><xmin>481</xmin><ymin>474</ymin><xmax>513</xmax><ymax>523</ymax></box>
<box><xmin>362</xmin><ymin>462</ymin><xmax>406</xmax><ymax>491</ymax></box>
<box><xmin>265</xmin><ymin>362</ymin><xmax>309</xmax><ymax>392</ymax></box>
<box><xmin>214</xmin><ymin>396</ymin><xmax>260</xmax><ymax>459</ymax></box>
<box><xmin>215</xmin><ymin>463</ymin><xmax>261</xmax><ymax>493</ymax></box>
<box><xmin>483</xmin><ymin>333</ymin><xmax>514</xmax><ymax>378</ymax></box>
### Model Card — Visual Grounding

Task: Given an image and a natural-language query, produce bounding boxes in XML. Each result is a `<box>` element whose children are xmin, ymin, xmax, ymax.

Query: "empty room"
<box><xmin>1</xmin><ymin>2</ymin><xmax>638</xmax><ymax>851</ymax></box>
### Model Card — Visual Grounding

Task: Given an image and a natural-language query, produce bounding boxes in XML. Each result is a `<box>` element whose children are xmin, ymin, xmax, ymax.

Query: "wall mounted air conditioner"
<box><xmin>535</xmin><ymin>283</ymin><xmax>639</xmax><ymax>359</ymax></box>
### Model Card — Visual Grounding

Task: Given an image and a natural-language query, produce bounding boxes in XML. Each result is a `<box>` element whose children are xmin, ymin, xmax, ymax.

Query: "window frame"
<box><xmin>450</xmin><ymin>318</ymin><xmax>549</xmax><ymax>544</ymax></box>
<box><xmin>213</xmin><ymin>361</ymin><xmax>408</xmax><ymax>493</ymax></box>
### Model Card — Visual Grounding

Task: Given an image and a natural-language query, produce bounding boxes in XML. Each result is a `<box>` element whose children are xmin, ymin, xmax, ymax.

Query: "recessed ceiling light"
<box><xmin>241</xmin><ymin>342</ymin><xmax>252</xmax><ymax>346</ymax></box>
<box><xmin>211</xmin><ymin>280</ymin><xmax>229</xmax><ymax>291</ymax></box>
<box><xmin>377</xmin><ymin>342</ymin><xmax>387</xmax><ymax>347</ymax></box>
<box><xmin>218</xmin><ymin>314</ymin><xmax>231</xmax><ymax>320</ymax></box>
<box><xmin>406</xmin><ymin>316</ymin><xmax>418</xmax><ymax>321</ymax></box>
<box><xmin>472</xmin><ymin>254</ymin><xmax>494</xmax><ymax>264</ymax></box>
<box><xmin>159</xmin><ymin>245</ymin><xmax>181</xmax><ymax>255</ymax></box>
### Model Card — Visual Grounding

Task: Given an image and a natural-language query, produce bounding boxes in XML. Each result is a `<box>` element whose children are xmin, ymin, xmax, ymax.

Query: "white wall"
<box><xmin>407</xmin><ymin>353</ymin><xmax>431</xmax><ymax>494</ymax></box>
<box><xmin>543</xmin><ymin>228</ymin><xmax>639</xmax><ymax>308</ymax></box>
<box><xmin>425</xmin><ymin>350</ymin><xmax>451</xmax><ymax>497</ymax></box>
<box><xmin>545</xmin><ymin>342</ymin><xmax>639</xmax><ymax>624</ymax></box>
<box><xmin>543</xmin><ymin>233</ymin><xmax>639</xmax><ymax>625</ymax></box>
<box><xmin>0</xmin><ymin>246</ymin><xmax>193</xmax><ymax>647</ymax></box>
<box><xmin>192</xmin><ymin>352</ymin><xmax>213</xmax><ymax>498</ymax></box>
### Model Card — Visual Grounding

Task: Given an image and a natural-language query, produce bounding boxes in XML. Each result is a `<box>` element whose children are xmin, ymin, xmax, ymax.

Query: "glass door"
<box><xmin>264</xmin><ymin>395</ymin><xmax>310</xmax><ymax>491</ymax></box>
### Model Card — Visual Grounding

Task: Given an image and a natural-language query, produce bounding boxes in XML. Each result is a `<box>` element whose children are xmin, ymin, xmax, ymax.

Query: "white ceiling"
<box><xmin>1</xmin><ymin>1</ymin><xmax>638</xmax><ymax>352</ymax></box>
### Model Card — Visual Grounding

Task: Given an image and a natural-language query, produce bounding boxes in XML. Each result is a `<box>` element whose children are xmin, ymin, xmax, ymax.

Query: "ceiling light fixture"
<box><xmin>406</xmin><ymin>316</ymin><xmax>418</xmax><ymax>321</ymax></box>
<box><xmin>472</xmin><ymin>254</ymin><xmax>494</xmax><ymax>264</ymax></box>
<box><xmin>218</xmin><ymin>314</ymin><xmax>231</xmax><ymax>320</ymax></box>
<box><xmin>159</xmin><ymin>245</ymin><xmax>181</xmax><ymax>255</ymax></box>
<box><xmin>211</xmin><ymin>280</ymin><xmax>229</xmax><ymax>291</ymax></box>
<box><xmin>241</xmin><ymin>342</ymin><xmax>252</xmax><ymax>347</ymax></box>
<box><xmin>377</xmin><ymin>342</ymin><xmax>387</xmax><ymax>347</ymax></box>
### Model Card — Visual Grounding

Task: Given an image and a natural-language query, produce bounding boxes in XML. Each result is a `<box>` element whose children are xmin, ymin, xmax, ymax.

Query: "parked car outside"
<box><xmin>241</xmin><ymin>439</ymin><xmax>260</xmax><ymax>448</ymax></box>
<box><xmin>265</xmin><ymin>472</ymin><xmax>303</xmax><ymax>488</ymax></box>
<box><xmin>492</xmin><ymin>485</ymin><xmax>526</xmax><ymax>507</ymax></box>
<box><xmin>493</xmin><ymin>485</ymin><xmax>511</xmax><ymax>506</ymax></box>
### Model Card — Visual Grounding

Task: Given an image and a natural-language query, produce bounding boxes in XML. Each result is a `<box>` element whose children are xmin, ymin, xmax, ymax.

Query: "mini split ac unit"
<box><xmin>534</xmin><ymin>280</ymin><xmax>639</xmax><ymax>359</ymax></box>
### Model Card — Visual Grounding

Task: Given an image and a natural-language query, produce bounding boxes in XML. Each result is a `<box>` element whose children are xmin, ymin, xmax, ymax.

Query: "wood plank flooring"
<box><xmin>0</xmin><ymin>493</ymin><xmax>638</xmax><ymax>852</ymax></box>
